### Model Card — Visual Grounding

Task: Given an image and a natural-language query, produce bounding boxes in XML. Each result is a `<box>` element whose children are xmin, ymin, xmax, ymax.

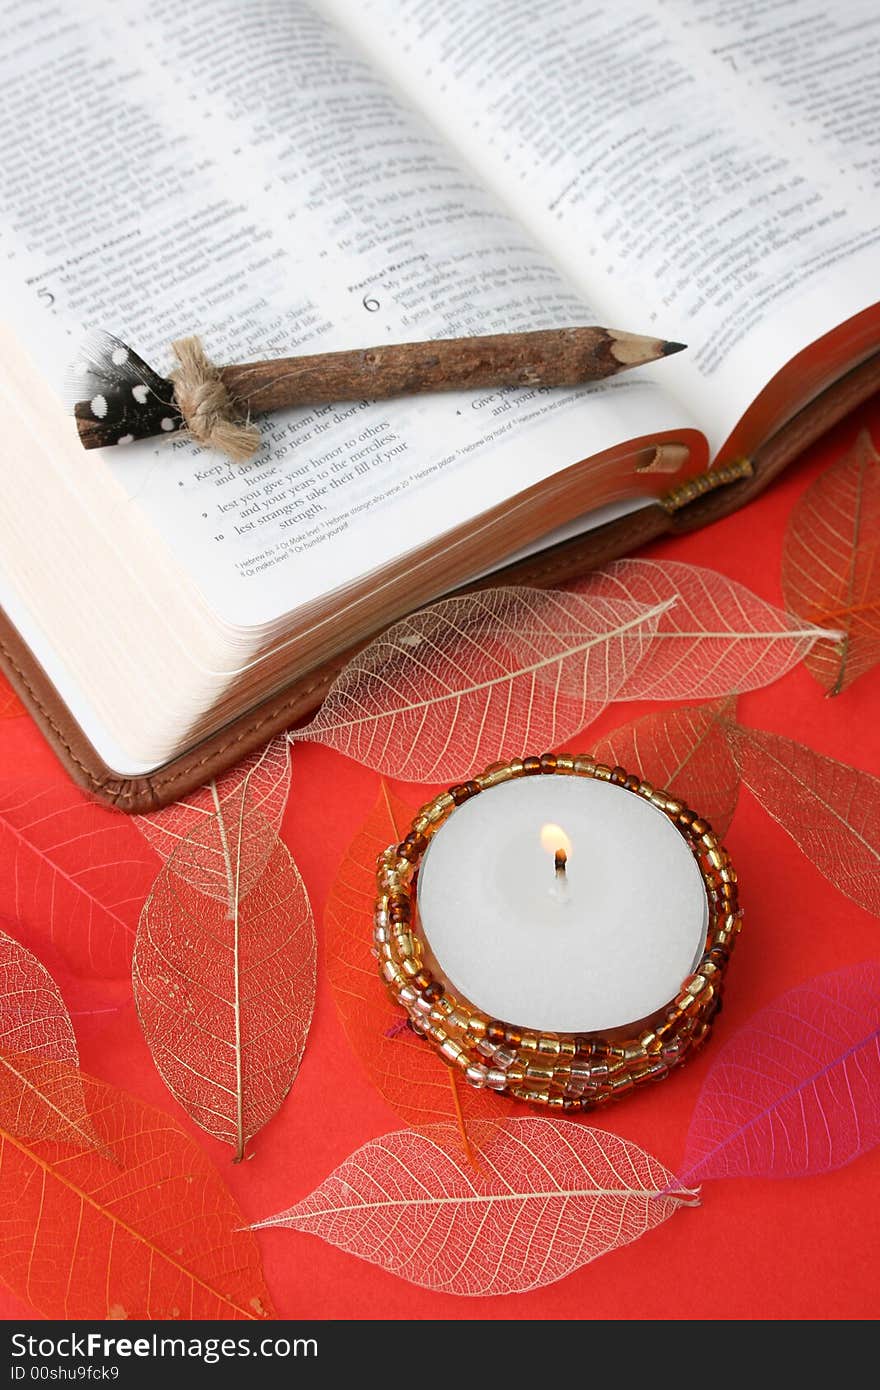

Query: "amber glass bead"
<box><xmin>423</xmin><ymin>981</ymin><xmax>445</xmax><ymax>1003</ymax></box>
<box><xmin>412</xmin><ymin>968</ymin><xmax>433</xmax><ymax>991</ymax></box>
<box><xmin>504</xmin><ymin>1026</ymin><xmax>523</xmax><ymax>1046</ymax></box>
<box><xmin>610</xmin><ymin>766</ymin><xmax>627</xmax><ymax>785</ymax></box>
<box><xmin>522</xmin><ymin>755</ymin><xmax>542</xmax><ymax>774</ymax></box>
<box><xmin>624</xmin><ymin>774</ymin><xmax>640</xmax><ymax>792</ymax></box>
<box><xmin>690</xmin><ymin>818</ymin><xmax>711</xmax><ymax>837</ymax></box>
<box><xmin>677</xmin><ymin>808</ymin><xmax>695</xmax><ymax>827</ymax></box>
<box><xmin>486</xmin><ymin>1021</ymin><xmax>506</xmax><ymax>1044</ymax></box>
<box><xmin>389</xmin><ymin>901</ymin><xmax>411</xmax><ymax>923</ymax></box>
<box><xmin>399</xmin><ymin>831</ymin><xmax>427</xmax><ymax>858</ymax></box>
<box><xmin>451</xmin><ymin>781</ymin><xmax>479</xmax><ymax>805</ymax></box>
<box><xmin>539</xmin><ymin>752</ymin><xmax>558</xmax><ymax>772</ymax></box>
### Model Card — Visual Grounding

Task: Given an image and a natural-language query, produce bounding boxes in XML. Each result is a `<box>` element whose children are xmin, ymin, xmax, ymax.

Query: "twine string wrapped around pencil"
<box><xmin>171</xmin><ymin>337</ymin><xmax>261</xmax><ymax>463</ymax></box>
<box><xmin>71</xmin><ymin>325</ymin><xmax>686</xmax><ymax>463</ymax></box>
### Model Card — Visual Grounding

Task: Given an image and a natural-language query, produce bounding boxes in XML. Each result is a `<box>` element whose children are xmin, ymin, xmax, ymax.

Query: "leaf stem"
<box><xmin>448</xmin><ymin>1067</ymin><xmax>482</xmax><ymax>1174</ymax></box>
<box><xmin>210</xmin><ymin>780</ymin><xmax>246</xmax><ymax>1163</ymax></box>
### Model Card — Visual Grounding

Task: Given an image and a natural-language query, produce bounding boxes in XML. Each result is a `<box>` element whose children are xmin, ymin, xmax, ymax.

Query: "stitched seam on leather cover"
<box><xmin>0</xmin><ymin>631</ymin><xmax>334</xmax><ymax>801</ymax></box>
<box><xmin>0</xmin><ymin>634</ymin><xmax>119</xmax><ymax>790</ymax></box>
<box><xmin>147</xmin><ymin>671</ymin><xmax>334</xmax><ymax>791</ymax></box>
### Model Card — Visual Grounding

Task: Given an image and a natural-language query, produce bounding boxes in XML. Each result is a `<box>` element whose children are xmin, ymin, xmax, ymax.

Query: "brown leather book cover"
<box><xmin>1</xmin><ymin>353</ymin><xmax>878</xmax><ymax>813</ymax></box>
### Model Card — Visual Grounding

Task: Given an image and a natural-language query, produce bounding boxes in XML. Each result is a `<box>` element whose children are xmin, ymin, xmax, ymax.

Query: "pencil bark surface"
<box><xmin>219</xmin><ymin>327</ymin><xmax>679</xmax><ymax>414</ymax></box>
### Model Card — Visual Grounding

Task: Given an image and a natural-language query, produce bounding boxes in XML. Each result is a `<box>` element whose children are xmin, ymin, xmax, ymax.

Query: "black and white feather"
<box><xmin>67</xmin><ymin>331</ymin><xmax>184</xmax><ymax>446</ymax></box>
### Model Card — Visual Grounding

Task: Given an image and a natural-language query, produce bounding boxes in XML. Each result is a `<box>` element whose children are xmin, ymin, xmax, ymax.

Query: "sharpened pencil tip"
<box><xmin>662</xmin><ymin>340</ymin><xmax>687</xmax><ymax>356</ymax></box>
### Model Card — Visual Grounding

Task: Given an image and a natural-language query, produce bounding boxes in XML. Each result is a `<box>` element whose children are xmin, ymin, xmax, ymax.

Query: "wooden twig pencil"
<box><xmin>73</xmin><ymin>326</ymin><xmax>686</xmax><ymax>461</ymax></box>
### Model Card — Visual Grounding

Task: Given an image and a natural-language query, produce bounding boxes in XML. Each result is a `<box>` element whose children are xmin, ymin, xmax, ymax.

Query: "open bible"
<box><xmin>0</xmin><ymin>0</ymin><xmax>878</xmax><ymax>810</ymax></box>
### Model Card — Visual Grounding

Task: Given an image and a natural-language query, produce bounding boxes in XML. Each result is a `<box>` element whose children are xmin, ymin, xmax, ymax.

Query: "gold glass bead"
<box><xmin>609</xmin><ymin>1073</ymin><xmax>635</xmax><ymax>1093</ymax></box>
<box><xmin>476</xmin><ymin>764</ymin><xmax>512</xmax><ymax>789</ymax></box>
<box><xmin>573</xmin><ymin>754</ymin><xmax>597</xmax><ymax>775</ymax></box>
<box><xmin>525</xmin><ymin>1061</ymin><xmax>554</xmax><ymax>1083</ymax></box>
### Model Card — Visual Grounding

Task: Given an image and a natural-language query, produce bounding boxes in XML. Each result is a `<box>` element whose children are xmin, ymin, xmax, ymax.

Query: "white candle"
<box><xmin>417</xmin><ymin>776</ymin><xmax>708</xmax><ymax>1033</ymax></box>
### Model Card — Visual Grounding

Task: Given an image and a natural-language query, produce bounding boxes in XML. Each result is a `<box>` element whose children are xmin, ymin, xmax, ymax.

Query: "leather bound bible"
<box><xmin>1</xmin><ymin>0</ymin><xmax>878</xmax><ymax>811</ymax></box>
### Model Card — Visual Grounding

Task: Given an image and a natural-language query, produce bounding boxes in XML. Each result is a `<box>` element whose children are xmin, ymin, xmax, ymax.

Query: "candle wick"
<box><xmin>554</xmin><ymin>847</ymin><xmax>567</xmax><ymax>878</ymax></box>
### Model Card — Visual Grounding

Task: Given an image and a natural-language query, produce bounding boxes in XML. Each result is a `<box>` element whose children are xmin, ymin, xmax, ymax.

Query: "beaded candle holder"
<box><xmin>373</xmin><ymin>754</ymin><xmax>742</xmax><ymax>1113</ymax></box>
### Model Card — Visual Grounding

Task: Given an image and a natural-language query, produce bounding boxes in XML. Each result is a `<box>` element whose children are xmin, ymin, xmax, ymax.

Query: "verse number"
<box><xmin>362</xmin><ymin>293</ymin><xmax>381</xmax><ymax>312</ymax></box>
<box><xmin>37</xmin><ymin>287</ymin><xmax>55</xmax><ymax>308</ymax></box>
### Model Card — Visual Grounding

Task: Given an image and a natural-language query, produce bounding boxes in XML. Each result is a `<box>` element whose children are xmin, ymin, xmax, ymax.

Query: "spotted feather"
<box><xmin>67</xmin><ymin>331</ymin><xmax>183</xmax><ymax>447</ymax></box>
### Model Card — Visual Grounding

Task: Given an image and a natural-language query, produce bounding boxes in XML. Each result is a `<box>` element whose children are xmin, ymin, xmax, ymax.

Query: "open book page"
<box><xmin>0</xmin><ymin>0</ymin><xmax>696</xmax><ymax>636</ymax></box>
<box><xmin>682</xmin><ymin>0</ymin><xmax>880</xmax><ymax>191</ymax></box>
<box><xmin>339</xmin><ymin>0</ymin><xmax>880</xmax><ymax>457</ymax></box>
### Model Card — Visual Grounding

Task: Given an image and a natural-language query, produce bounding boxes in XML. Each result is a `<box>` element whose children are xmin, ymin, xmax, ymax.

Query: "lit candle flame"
<box><xmin>540</xmin><ymin>822</ymin><xmax>572</xmax><ymax>868</ymax></box>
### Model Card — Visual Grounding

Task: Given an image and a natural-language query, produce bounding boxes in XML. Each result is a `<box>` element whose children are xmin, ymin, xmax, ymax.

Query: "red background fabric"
<box><xmin>1</xmin><ymin>399</ymin><xmax>878</xmax><ymax>1322</ymax></box>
